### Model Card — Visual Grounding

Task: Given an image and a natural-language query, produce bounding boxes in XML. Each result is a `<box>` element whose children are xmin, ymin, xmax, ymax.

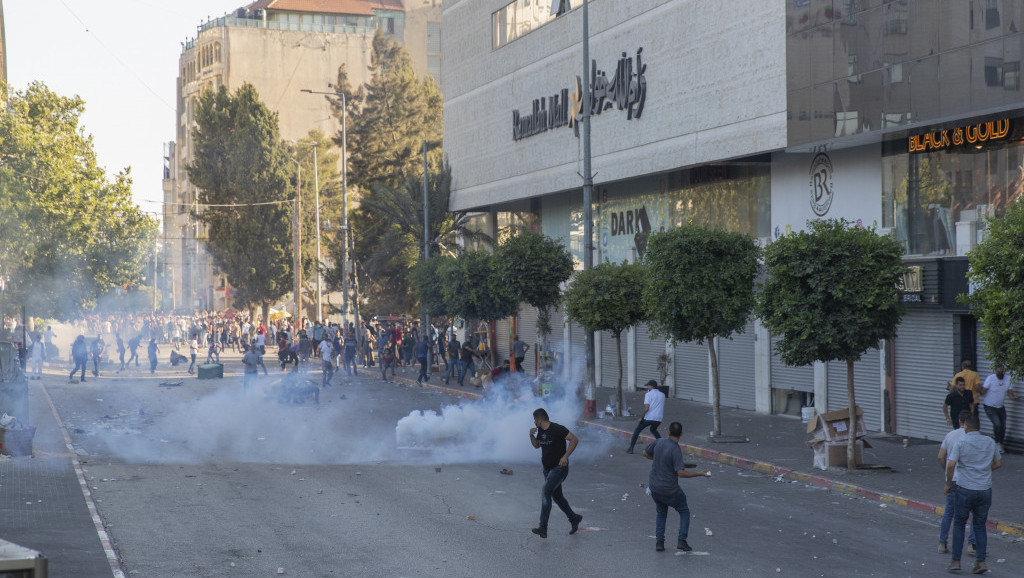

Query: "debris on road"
<box><xmin>500</xmin><ymin>468</ymin><xmax>513</xmax><ymax>475</ymax></box>
<box><xmin>159</xmin><ymin>381</ymin><xmax>184</xmax><ymax>387</ymax></box>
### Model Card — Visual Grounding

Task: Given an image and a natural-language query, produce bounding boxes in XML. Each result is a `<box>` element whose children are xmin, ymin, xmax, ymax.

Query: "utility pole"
<box><xmin>423</xmin><ymin>140</ymin><xmax>431</xmax><ymax>375</ymax></box>
<box><xmin>312</xmin><ymin>142</ymin><xmax>322</xmax><ymax>323</ymax></box>
<box><xmin>581</xmin><ymin>0</ymin><xmax>597</xmax><ymax>417</ymax></box>
<box><xmin>294</xmin><ymin>163</ymin><xmax>302</xmax><ymax>330</ymax></box>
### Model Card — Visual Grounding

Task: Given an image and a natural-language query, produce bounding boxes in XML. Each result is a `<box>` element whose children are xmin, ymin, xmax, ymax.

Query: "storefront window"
<box><xmin>883</xmin><ymin>140</ymin><xmax>1024</xmax><ymax>256</ymax></box>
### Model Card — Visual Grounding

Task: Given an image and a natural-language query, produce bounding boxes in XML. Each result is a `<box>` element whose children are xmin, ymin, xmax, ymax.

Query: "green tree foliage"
<box><xmin>187</xmin><ymin>84</ymin><xmax>294</xmax><ymax>320</ymax></box>
<box><xmin>337</xmin><ymin>163</ymin><xmax>489</xmax><ymax>317</ymax></box>
<box><xmin>965</xmin><ymin>200</ymin><xmax>1024</xmax><ymax>376</ymax></box>
<box><xmin>0</xmin><ymin>81</ymin><xmax>157</xmax><ymax>318</ymax></box>
<box><xmin>438</xmin><ymin>251</ymin><xmax>518</xmax><ymax>325</ymax></box>
<box><xmin>642</xmin><ymin>225</ymin><xmax>760</xmax><ymax>436</ymax></box>
<box><xmin>494</xmin><ymin>230</ymin><xmax>574</xmax><ymax>340</ymax></box>
<box><xmin>341</xmin><ymin>30</ymin><xmax>442</xmax><ymax>193</ymax></box>
<box><xmin>757</xmin><ymin>219</ymin><xmax>904</xmax><ymax>467</ymax></box>
<box><xmin>410</xmin><ymin>254</ymin><xmax>452</xmax><ymax>318</ymax></box>
<box><xmin>564</xmin><ymin>262</ymin><xmax>648</xmax><ymax>416</ymax></box>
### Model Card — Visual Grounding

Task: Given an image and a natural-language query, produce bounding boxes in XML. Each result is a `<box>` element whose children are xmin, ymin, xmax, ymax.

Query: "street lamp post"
<box><xmin>312</xmin><ymin>142</ymin><xmax>322</xmax><ymax>322</ymax></box>
<box><xmin>301</xmin><ymin>88</ymin><xmax>348</xmax><ymax>325</ymax></box>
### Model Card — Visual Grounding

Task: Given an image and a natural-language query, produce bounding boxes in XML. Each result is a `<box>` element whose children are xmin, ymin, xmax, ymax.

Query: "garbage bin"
<box><xmin>0</xmin><ymin>538</ymin><xmax>48</xmax><ymax>576</ymax></box>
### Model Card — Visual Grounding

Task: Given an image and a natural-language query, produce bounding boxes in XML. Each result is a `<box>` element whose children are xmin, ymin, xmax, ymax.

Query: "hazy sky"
<box><xmin>4</xmin><ymin>0</ymin><xmax>243</xmax><ymax>220</ymax></box>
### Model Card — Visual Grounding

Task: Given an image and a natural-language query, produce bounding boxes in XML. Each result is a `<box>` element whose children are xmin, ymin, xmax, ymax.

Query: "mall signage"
<box><xmin>908</xmin><ymin>118</ymin><xmax>1012</xmax><ymax>153</ymax></box>
<box><xmin>512</xmin><ymin>48</ymin><xmax>647</xmax><ymax>141</ymax></box>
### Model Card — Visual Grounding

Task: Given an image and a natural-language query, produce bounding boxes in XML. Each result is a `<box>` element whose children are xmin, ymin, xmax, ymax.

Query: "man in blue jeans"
<box><xmin>529</xmin><ymin>408</ymin><xmax>583</xmax><ymax>538</ymax></box>
<box><xmin>643</xmin><ymin>421</ymin><xmax>711</xmax><ymax>552</ymax></box>
<box><xmin>945</xmin><ymin>414</ymin><xmax>1002</xmax><ymax>574</ymax></box>
<box><xmin>627</xmin><ymin>380</ymin><xmax>666</xmax><ymax>453</ymax></box>
<box><xmin>937</xmin><ymin>410</ymin><xmax>975</xmax><ymax>555</ymax></box>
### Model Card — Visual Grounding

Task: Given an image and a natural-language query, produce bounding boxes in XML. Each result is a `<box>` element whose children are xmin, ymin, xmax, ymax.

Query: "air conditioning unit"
<box><xmin>0</xmin><ymin>539</ymin><xmax>48</xmax><ymax>576</ymax></box>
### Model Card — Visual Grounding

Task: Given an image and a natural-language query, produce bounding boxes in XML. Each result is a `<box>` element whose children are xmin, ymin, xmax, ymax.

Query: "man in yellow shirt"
<box><xmin>953</xmin><ymin>360</ymin><xmax>982</xmax><ymax>411</ymax></box>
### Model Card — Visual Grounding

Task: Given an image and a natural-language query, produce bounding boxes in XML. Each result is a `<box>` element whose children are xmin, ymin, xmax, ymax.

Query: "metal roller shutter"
<box><xmin>636</xmin><ymin>324</ymin><xmax>665</xmax><ymax>390</ymax></box>
<box><xmin>516</xmin><ymin>304</ymin><xmax>539</xmax><ymax>374</ymax></box>
<box><xmin>894</xmin><ymin>311</ymin><xmax>954</xmax><ymax>441</ymax></box>
<box><xmin>496</xmin><ymin>318</ymin><xmax>511</xmax><ymax>367</ymax></box>
<box><xmin>600</xmin><ymin>330</ymin><xmax>621</xmax><ymax>388</ymax></box>
<box><xmin>718</xmin><ymin>322</ymin><xmax>756</xmax><ymax>410</ymax></box>
<box><xmin>770</xmin><ymin>341</ymin><xmax>815</xmax><ymax>393</ymax></box>
<box><xmin>674</xmin><ymin>340</ymin><xmax>709</xmax><ymax>402</ymax></box>
<box><xmin>827</xmin><ymin>348</ymin><xmax>882</xmax><ymax>432</ymax></box>
<box><xmin>548</xmin><ymin>309</ymin><xmax>567</xmax><ymax>373</ymax></box>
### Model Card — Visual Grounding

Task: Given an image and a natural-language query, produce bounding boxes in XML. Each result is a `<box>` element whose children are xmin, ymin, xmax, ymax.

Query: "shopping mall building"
<box><xmin>442</xmin><ymin>0</ymin><xmax>1024</xmax><ymax>445</ymax></box>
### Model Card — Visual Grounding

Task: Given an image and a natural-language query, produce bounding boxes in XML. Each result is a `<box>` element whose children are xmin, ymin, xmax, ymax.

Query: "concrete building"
<box><xmin>443</xmin><ymin>1</ymin><xmax>1024</xmax><ymax>446</ymax></box>
<box><xmin>166</xmin><ymin>0</ymin><xmax>442</xmax><ymax>313</ymax></box>
<box><xmin>0</xmin><ymin>0</ymin><xmax>7</xmax><ymax>88</ymax></box>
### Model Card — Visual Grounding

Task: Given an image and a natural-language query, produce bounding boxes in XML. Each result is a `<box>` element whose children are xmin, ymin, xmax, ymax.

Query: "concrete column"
<box><xmin>753</xmin><ymin>318</ymin><xmax>772</xmax><ymax>414</ymax></box>
<box><xmin>814</xmin><ymin>360</ymin><xmax>828</xmax><ymax>415</ymax></box>
<box><xmin>626</xmin><ymin>327</ymin><xmax>637</xmax><ymax>391</ymax></box>
<box><xmin>594</xmin><ymin>331</ymin><xmax>602</xmax><ymax>387</ymax></box>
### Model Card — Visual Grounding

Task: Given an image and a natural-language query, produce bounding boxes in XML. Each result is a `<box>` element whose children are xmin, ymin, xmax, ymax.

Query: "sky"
<box><xmin>4</xmin><ymin>0</ymin><xmax>244</xmax><ymax>222</ymax></box>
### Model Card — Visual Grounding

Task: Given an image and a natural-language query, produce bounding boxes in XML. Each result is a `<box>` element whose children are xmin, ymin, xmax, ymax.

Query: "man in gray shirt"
<box><xmin>511</xmin><ymin>335</ymin><xmax>528</xmax><ymax>373</ymax></box>
<box><xmin>944</xmin><ymin>414</ymin><xmax>1002</xmax><ymax>573</ymax></box>
<box><xmin>643</xmin><ymin>422</ymin><xmax>710</xmax><ymax>552</ymax></box>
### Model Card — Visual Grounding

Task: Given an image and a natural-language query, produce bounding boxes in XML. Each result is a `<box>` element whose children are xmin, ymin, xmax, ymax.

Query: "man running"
<box><xmin>643</xmin><ymin>421</ymin><xmax>710</xmax><ymax>552</ymax></box>
<box><xmin>529</xmin><ymin>408</ymin><xmax>583</xmax><ymax>538</ymax></box>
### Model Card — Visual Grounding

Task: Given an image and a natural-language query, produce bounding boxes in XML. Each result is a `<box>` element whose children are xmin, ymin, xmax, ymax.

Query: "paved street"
<box><xmin>2</xmin><ymin>351</ymin><xmax>1022</xmax><ymax>576</ymax></box>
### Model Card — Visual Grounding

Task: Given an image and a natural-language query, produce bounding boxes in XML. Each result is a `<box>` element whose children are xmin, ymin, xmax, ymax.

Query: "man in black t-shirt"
<box><xmin>529</xmin><ymin>408</ymin><xmax>583</xmax><ymax>538</ymax></box>
<box><xmin>944</xmin><ymin>376</ymin><xmax>975</xmax><ymax>429</ymax></box>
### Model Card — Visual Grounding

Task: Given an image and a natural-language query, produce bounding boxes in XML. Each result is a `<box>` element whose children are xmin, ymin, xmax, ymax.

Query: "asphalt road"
<box><xmin>41</xmin><ymin>356</ymin><xmax>1022</xmax><ymax>577</ymax></box>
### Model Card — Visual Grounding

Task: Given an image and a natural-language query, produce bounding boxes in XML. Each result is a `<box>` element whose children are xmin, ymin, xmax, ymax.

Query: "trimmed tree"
<box><xmin>757</xmin><ymin>219</ymin><xmax>905</xmax><ymax>468</ymax></box>
<box><xmin>439</xmin><ymin>251</ymin><xmax>519</xmax><ymax>363</ymax></box>
<box><xmin>410</xmin><ymin>254</ymin><xmax>452</xmax><ymax>319</ymax></box>
<box><xmin>494</xmin><ymin>230</ymin><xmax>575</xmax><ymax>366</ymax></box>
<box><xmin>564</xmin><ymin>262</ymin><xmax>647</xmax><ymax>416</ymax></box>
<box><xmin>964</xmin><ymin>200</ymin><xmax>1024</xmax><ymax>376</ymax></box>
<box><xmin>642</xmin><ymin>225</ymin><xmax>760</xmax><ymax>438</ymax></box>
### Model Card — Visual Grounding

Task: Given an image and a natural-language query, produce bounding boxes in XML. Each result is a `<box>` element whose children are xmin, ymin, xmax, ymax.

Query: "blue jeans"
<box><xmin>652</xmin><ymin>488</ymin><xmax>690</xmax><ymax>542</ymax></box>
<box><xmin>952</xmin><ymin>486</ymin><xmax>991</xmax><ymax>562</ymax></box>
<box><xmin>539</xmin><ymin>466</ymin><xmax>576</xmax><ymax>529</ymax></box>
<box><xmin>940</xmin><ymin>485</ymin><xmax>976</xmax><ymax>544</ymax></box>
<box><xmin>458</xmin><ymin>360</ymin><xmax>474</xmax><ymax>385</ymax></box>
<box><xmin>628</xmin><ymin>419</ymin><xmax>662</xmax><ymax>451</ymax></box>
<box><xmin>445</xmin><ymin>357</ymin><xmax>459</xmax><ymax>382</ymax></box>
<box><xmin>983</xmin><ymin>405</ymin><xmax>1007</xmax><ymax>445</ymax></box>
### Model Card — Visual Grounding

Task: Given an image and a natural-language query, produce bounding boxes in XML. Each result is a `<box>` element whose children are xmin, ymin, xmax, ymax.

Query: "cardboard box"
<box><xmin>810</xmin><ymin>440</ymin><xmax>864</xmax><ymax>470</ymax></box>
<box><xmin>197</xmin><ymin>364</ymin><xmax>223</xmax><ymax>379</ymax></box>
<box><xmin>806</xmin><ymin>406</ymin><xmax>865</xmax><ymax>442</ymax></box>
<box><xmin>0</xmin><ymin>426</ymin><xmax>35</xmax><ymax>457</ymax></box>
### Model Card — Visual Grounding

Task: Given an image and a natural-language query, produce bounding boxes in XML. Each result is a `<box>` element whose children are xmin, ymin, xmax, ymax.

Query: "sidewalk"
<box><xmin>402</xmin><ymin>374</ymin><xmax>1024</xmax><ymax>538</ymax></box>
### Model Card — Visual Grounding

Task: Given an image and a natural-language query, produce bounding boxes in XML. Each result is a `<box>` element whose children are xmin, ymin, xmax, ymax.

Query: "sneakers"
<box><xmin>938</xmin><ymin>542</ymin><xmax>949</xmax><ymax>554</ymax></box>
<box><xmin>972</xmin><ymin>561</ymin><xmax>987</xmax><ymax>574</ymax></box>
<box><xmin>531</xmin><ymin>527</ymin><xmax>547</xmax><ymax>539</ymax></box>
<box><xmin>947</xmin><ymin>559</ymin><xmax>961</xmax><ymax>572</ymax></box>
<box><xmin>967</xmin><ymin>543</ymin><xmax>976</xmax><ymax>557</ymax></box>
<box><xmin>677</xmin><ymin>539</ymin><xmax>692</xmax><ymax>552</ymax></box>
<box><xmin>625</xmin><ymin>448</ymin><xmax>634</xmax><ymax>454</ymax></box>
<box><xmin>569</xmin><ymin>514</ymin><xmax>583</xmax><ymax>535</ymax></box>
<box><xmin>655</xmin><ymin>540</ymin><xmax>665</xmax><ymax>551</ymax></box>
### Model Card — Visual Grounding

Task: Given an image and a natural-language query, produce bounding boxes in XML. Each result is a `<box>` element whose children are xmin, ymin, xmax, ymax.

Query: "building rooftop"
<box><xmin>245</xmin><ymin>0</ymin><xmax>404</xmax><ymax>17</ymax></box>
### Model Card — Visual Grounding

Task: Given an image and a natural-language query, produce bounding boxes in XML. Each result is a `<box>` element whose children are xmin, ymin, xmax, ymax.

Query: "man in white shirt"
<box><xmin>627</xmin><ymin>380</ymin><xmax>667</xmax><ymax>454</ymax></box>
<box><xmin>979</xmin><ymin>365</ymin><xmax>1018</xmax><ymax>451</ymax></box>
<box><xmin>318</xmin><ymin>337</ymin><xmax>334</xmax><ymax>387</ymax></box>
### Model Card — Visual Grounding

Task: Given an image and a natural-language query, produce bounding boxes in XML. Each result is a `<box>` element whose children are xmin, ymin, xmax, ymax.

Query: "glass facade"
<box><xmin>787</xmin><ymin>0</ymin><xmax>1024</xmax><ymax>147</ymax></box>
<box><xmin>492</xmin><ymin>0</ymin><xmax>569</xmax><ymax>49</ymax></box>
<box><xmin>882</xmin><ymin>117</ymin><xmax>1024</xmax><ymax>256</ymax></box>
<box><xmin>542</xmin><ymin>161</ymin><xmax>771</xmax><ymax>266</ymax></box>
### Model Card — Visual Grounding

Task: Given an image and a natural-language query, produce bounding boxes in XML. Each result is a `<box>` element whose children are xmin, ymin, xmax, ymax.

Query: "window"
<box><xmin>427</xmin><ymin>22</ymin><xmax>441</xmax><ymax>54</ymax></box>
<box><xmin>428</xmin><ymin>55</ymin><xmax>441</xmax><ymax>83</ymax></box>
<box><xmin>1004</xmin><ymin>62</ymin><xmax>1020</xmax><ymax>90</ymax></box>
<box><xmin>985</xmin><ymin>0</ymin><xmax>1000</xmax><ymax>30</ymax></box>
<box><xmin>985</xmin><ymin>57</ymin><xmax>1003</xmax><ymax>86</ymax></box>
<box><xmin>492</xmin><ymin>0</ymin><xmax>564</xmax><ymax>49</ymax></box>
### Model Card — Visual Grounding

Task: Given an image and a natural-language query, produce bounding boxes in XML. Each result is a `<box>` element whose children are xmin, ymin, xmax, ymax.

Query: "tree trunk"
<box><xmin>260</xmin><ymin>301</ymin><xmax>268</xmax><ymax>329</ymax></box>
<box><xmin>615</xmin><ymin>331</ymin><xmax>624</xmax><ymax>417</ymax></box>
<box><xmin>847</xmin><ymin>358</ymin><xmax>859</xmax><ymax>469</ymax></box>
<box><xmin>708</xmin><ymin>338</ymin><xmax>722</xmax><ymax>437</ymax></box>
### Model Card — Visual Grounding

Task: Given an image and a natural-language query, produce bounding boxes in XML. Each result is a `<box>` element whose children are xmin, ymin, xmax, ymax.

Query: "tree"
<box><xmin>336</xmin><ymin>163</ymin><xmax>490</xmax><ymax>317</ymax></box>
<box><xmin>494</xmin><ymin>230</ymin><xmax>574</xmax><ymax>366</ymax></box>
<box><xmin>964</xmin><ymin>199</ymin><xmax>1024</xmax><ymax>376</ymax></box>
<box><xmin>0</xmin><ymin>81</ymin><xmax>157</xmax><ymax>319</ymax></box>
<box><xmin>340</xmin><ymin>30</ymin><xmax>443</xmax><ymax>193</ymax></box>
<box><xmin>294</xmin><ymin>130</ymin><xmax>343</xmax><ymax>318</ymax></box>
<box><xmin>187</xmin><ymin>84</ymin><xmax>294</xmax><ymax>322</ymax></box>
<box><xmin>757</xmin><ymin>219</ymin><xmax>905</xmax><ymax>468</ymax></box>
<box><xmin>564</xmin><ymin>262</ymin><xmax>647</xmax><ymax>416</ymax></box>
<box><xmin>642</xmin><ymin>225</ymin><xmax>760</xmax><ymax>437</ymax></box>
<box><xmin>410</xmin><ymin>254</ymin><xmax>452</xmax><ymax>318</ymax></box>
<box><xmin>439</xmin><ymin>251</ymin><xmax>519</xmax><ymax>324</ymax></box>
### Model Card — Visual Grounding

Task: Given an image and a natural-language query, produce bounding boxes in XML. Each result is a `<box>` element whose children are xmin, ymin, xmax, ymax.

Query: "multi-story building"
<box><xmin>443</xmin><ymin>0</ymin><xmax>1024</xmax><ymax>447</ymax></box>
<box><xmin>167</xmin><ymin>0</ymin><xmax>441</xmax><ymax>313</ymax></box>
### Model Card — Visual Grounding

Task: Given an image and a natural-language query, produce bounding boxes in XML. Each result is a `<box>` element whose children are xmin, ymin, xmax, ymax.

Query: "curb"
<box><xmin>395</xmin><ymin>375</ymin><xmax>1024</xmax><ymax>538</ymax></box>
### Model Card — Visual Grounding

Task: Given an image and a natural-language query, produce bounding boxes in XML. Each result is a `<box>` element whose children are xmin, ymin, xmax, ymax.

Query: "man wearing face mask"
<box><xmin>979</xmin><ymin>366</ymin><xmax>1018</xmax><ymax>453</ymax></box>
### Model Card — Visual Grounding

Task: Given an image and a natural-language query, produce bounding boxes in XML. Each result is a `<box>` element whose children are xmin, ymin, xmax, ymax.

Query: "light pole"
<box><xmin>301</xmin><ymin>88</ymin><xmax>349</xmax><ymax>325</ymax></box>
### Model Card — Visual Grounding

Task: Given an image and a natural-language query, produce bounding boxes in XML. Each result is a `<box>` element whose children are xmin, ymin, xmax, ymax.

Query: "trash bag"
<box><xmin>169</xmin><ymin>351</ymin><xmax>188</xmax><ymax>366</ymax></box>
